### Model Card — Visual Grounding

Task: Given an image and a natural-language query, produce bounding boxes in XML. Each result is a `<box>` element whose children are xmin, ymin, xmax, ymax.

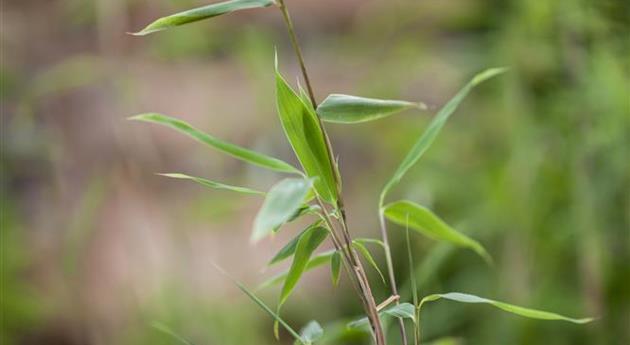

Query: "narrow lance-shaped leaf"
<box><xmin>130</xmin><ymin>113</ymin><xmax>300</xmax><ymax>174</ymax></box>
<box><xmin>258</xmin><ymin>250</ymin><xmax>335</xmax><ymax>290</ymax></box>
<box><xmin>380</xmin><ymin>68</ymin><xmax>507</xmax><ymax>206</ymax></box>
<box><xmin>158</xmin><ymin>173</ymin><xmax>264</xmax><ymax>195</ymax></box>
<box><xmin>151</xmin><ymin>322</ymin><xmax>195</xmax><ymax>345</ymax></box>
<box><xmin>276</xmin><ymin>58</ymin><xmax>339</xmax><ymax>204</ymax></box>
<box><xmin>348</xmin><ymin>303</ymin><xmax>416</xmax><ymax>329</ymax></box>
<box><xmin>131</xmin><ymin>0</ymin><xmax>276</xmax><ymax>36</ymax></box>
<box><xmin>317</xmin><ymin>94</ymin><xmax>427</xmax><ymax>124</ymax></box>
<box><xmin>419</xmin><ymin>292</ymin><xmax>594</xmax><ymax>324</ymax></box>
<box><xmin>252</xmin><ymin>178</ymin><xmax>313</xmax><ymax>242</ymax></box>
<box><xmin>352</xmin><ymin>241</ymin><xmax>386</xmax><ymax>284</ymax></box>
<box><xmin>384</xmin><ymin>200</ymin><xmax>491</xmax><ymax>263</ymax></box>
<box><xmin>268</xmin><ymin>221</ymin><xmax>323</xmax><ymax>265</ymax></box>
<box><xmin>330</xmin><ymin>251</ymin><xmax>341</xmax><ymax>286</ymax></box>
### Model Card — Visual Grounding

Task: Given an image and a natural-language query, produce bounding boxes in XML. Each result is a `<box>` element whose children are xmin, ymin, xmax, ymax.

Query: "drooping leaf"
<box><xmin>330</xmin><ymin>250</ymin><xmax>341</xmax><ymax>286</ymax></box>
<box><xmin>283</xmin><ymin>204</ymin><xmax>321</xmax><ymax>226</ymax></box>
<box><xmin>252</xmin><ymin>178</ymin><xmax>313</xmax><ymax>242</ymax></box>
<box><xmin>347</xmin><ymin>303</ymin><xmax>416</xmax><ymax>329</ymax></box>
<box><xmin>258</xmin><ymin>250</ymin><xmax>335</xmax><ymax>290</ymax></box>
<box><xmin>419</xmin><ymin>292</ymin><xmax>594</xmax><ymax>324</ymax></box>
<box><xmin>158</xmin><ymin>173</ymin><xmax>264</xmax><ymax>195</ymax></box>
<box><xmin>352</xmin><ymin>241</ymin><xmax>386</xmax><ymax>284</ymax></box>
<box><xmin>297</xmin><ymin>321</ymin><xmax>324</xmax><ymax>344</ymax></box>
<box><xmin>151</xmin><ymin>322</ymin><xmax>195</xmax><ymax>345</ymax></box>
<box><xmin>130</xmin><ymin>113</ymin><xmax>299</xmax><ymax>174</ymax></box>
<box><xmin>131</xmin><ymin>0</ymin><xmax>276</xmax><ymax>36</ymax></box>
<box><xmin>380</xmin><ymin>68</ymin><xmax>507</xmax><ymax>205</ymax></box>
<box><xmin>317</xmin><ymin>94</ymin><xmax>427</xmax><ymax>124</ymax></box>
<box><xmin>275</xmin><ymin>59</ymin><xmax>338</xmax><ymax>204</ymax></box>
<box><xmin>279</xmin><ymin>226</ymin><xmax>329</xmax><ymax>307</ymax></box>
<box><xmin>353</xmin><ymin>238</ymin><xmax>386</xmax><ymax>249</ymax></box>
<box><xmin>268</xmin><ymin>221</ymin><xmax>323</xmax><ymax>265</ymax></box>
<box><xmin>210</xmin><ymin>262</ymin><xmax>305</xmax><ymax>344</ymax></box>
<box><xmin>383</xmin><ymin>200</ymin><xmax>491</xmax><ymax>263</ymax></box>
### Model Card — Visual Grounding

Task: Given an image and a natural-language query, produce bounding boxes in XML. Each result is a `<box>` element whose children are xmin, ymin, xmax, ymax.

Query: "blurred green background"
<box><xmin>2</xmin><ymin>0</ymin><xmax>629</xmax><ymax>344</ymax></box>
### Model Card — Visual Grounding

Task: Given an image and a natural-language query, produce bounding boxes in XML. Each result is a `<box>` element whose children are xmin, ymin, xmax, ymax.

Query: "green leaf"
<box><xmin>131</xmin><ymin>0</ymin><xmax>276</xmax><ymax>36</ymax></box>
<box><xmin>210</xmin><ymin>262</ymin><xmax>305</xmax><ymax>344</ymax></box>
<box><xmin>158</xmin><ymin>173</ymin><xmax>264</xmax><ymax>195</ymax></box>
<box><xmin>130</xmin><ymin>113</ymin><xmax>299</xmax><ymax>174</ymax></box>
<box><xmin>252</xmin><ymin>178</ymin><xmax>313</xmax><ymax>242</ymax></box>
<box><xmin>353</xmin><ymin>238</ymin><xmax>385</xmax><ymax>249</ymax></box>
<box><xmin>380</xmin><ymin>68</ymin><xmax>507</xmax><ymax>206</ymax></box>
<box><xmin>419</xmin><ymin>292</ymin><xmax>594</xmax><ymax>324</ymax></box>
<box><xmin>330</xmin><ymin>250</ymin><xmax>341</xmax><ymax>286</ymax></box>
<box><xmin>275</xmin><ymin>60</ymin><xmax>338</xmax><ymax>204</ymax></box>
<box><xmin>151</xmin><ymin>322</ymin><xmax>195</xmax><ymax>345</ymax></box>
<box><xmin>352</xmin><ymin>241</ymin><xmax>386</xmax><ymax>284</ymax></box>
<box><xmin>383</xmin><ymin>200</ymin><xmax>491</xmax><ymax>263</ymax></box>
<box><xmin>268</xmin><ymin>221</ymin><xmax>323</xmax><ymax>265</ymax></box>
<box><xmin>347</xmin><ymin>303</ymin><xmax>416</xmax><ymax>329</ymax></box>
<box><xmin>297</xmin><ymin>321</ymin><xmax>324</xmax><ymax>344</ymax></box>
<box><xmin>258</xmin><ymin>250</ymin><xmax>335</xmax><ymax>290</ymax></box>
<box><xmin>279</xmin><ymin>226</ymin><xmax>329</xmax><ymax>307</ymax></box>
<box><xmin>317</xmin><ymin>94</ymin><xmax>426</xmax><ymax>124</ymax></box>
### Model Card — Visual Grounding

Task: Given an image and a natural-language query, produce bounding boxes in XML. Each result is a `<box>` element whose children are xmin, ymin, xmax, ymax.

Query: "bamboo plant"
<box><xmin>129</xmin><ymin>1</ymin><xmax>594</xmax><ymax>344</ymax></box>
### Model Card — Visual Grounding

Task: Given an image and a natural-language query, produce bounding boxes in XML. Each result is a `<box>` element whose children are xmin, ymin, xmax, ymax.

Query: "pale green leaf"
<box><xmin>158</xmin><ymin>173</ymin><xmax>264</xmax><ymax>195</ymax></box>
<box><xmin>330</xmin><ymin>251</ymin><xmax>341</xmax><ymax>286</ymax></box>
<box><xmin>130</xmin><ymin>113</ymin><xmax>299</xmax><ymax>174</ymax></box>
<box><xmin>252</xmin><ymin>178</ymin><xmax>313</xmax><ymax>242</ymax></box>
<box><xmin>352</xmin><ymin>241</ymin><xmax>386</xmax><ymax>284</ymax></box>
<box><xmin>131</xmin><ymin>0</ymin><xmax>276</xmax><ymax>36</ymax></box>
<box><xmin>419</xmin><ymin>292</ymin><xmax>594</xmax><ymax>324</ymax></box>
<box><xmin>268</xmin><ymin>221</ymin><xmax>323</xmax><ymax>265</ymax></box>
<box><xmin>275</xmin><ymin>60</ymin><xmax>338</xmax><ymax>204</ymax></box>
<box><xmin>258</xmin><ymin>251</ymin><xmax>335</xmax><ymax>290</ymax></box>
<box><xmin>347</xmin><ymin>303</ymin><xmax>416</xmax><ymax>329</ymax></box>
<box><xmin>383</xmin><ymin>200</ymin><xmax>491</xmax><ymax>263</ymax></box>
<box><xmin>151</xmin><ymin>322</ymin><xmax>194</xmax><ymax>345</ymax></box>
<box><xmin>297</xmin><ymin>320</ymin><xmax>324</xmax><ymax>344</ymax></box>
<box><xmin>380</xmin><ymin>68</ymin><xmax>507</xmax><ymax>205</ymax></box>
<box><xmin>317</xmin><ymin>94</ymin><xmax>426</xmax><ymax>124</ymax></box>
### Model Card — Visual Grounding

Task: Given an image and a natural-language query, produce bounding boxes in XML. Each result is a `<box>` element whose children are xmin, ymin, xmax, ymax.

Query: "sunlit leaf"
<box><xmin>297</xmin><ymin>320</ymin><xmax>324</xmax><ymax>344</ymax></box>
<box><xmin>275</xmin><ymin>58</ymin><xmax>338</xmax><ymax>204</ymax></box>
<box><xmin>347</xmin><ymin>303</ymin><xmax>416</xmax><ymax>329</ymax></box>
<box><xmin>317</xmin><ymin>94</ymin><xmax>426</xmax><ymax>124</ymax></box>
<box><xmin>380</xmin><ymin>68</ymin><xmax>507</xmax><ymax>205</ymax></box>
<box><xmin>131</xmin><ymin>0</ymin><xmax>276</xmax><ymax>36</ymax></box>
<box><xmin>158</xmin><ymin>173</ymin><xmax>264</xmax><ymax>195</ymax></box>
<box><xmin>268</xmin><ymin>221</ymin><xmax>323</xmax><ymax>265</ymax></box>
<box><xmin>258</xmin><ymin>251</ymin><xmax>335</xmax><ymax>290</ymax></box>
<box><xmin>352</xmin><ymin>241</ymin><xmax>386</xmax><ymax>284</ymax></box>
<box><xmin>130</xmin><ymin>113</ymin><xmax>299</xmax><ymax>174</ymax></box>
<box><xmin>330</xmin><ymin>251</ymin><xmax>341</xmax><ymax>286</ymax></box>
<box><xmin>419</xmin><ymin>292</ymin><xmax>594</xmax><ymax>324</ymax></box>
<box><xmin>252</xmin><ymin>178</ymin><xmax>313</xmax><ymax>242</ymax></box>
<box><xmin>383</xmin><ymin>200</ymin><xmax>491</xmax><ymax>263</ymax></box>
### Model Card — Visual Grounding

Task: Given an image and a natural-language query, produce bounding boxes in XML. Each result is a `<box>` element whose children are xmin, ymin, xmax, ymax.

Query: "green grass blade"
<box><xmin>419</xmin><ymin>292</ymin><xmax>594</xmax><ymax>324</ymax></box>
<box><xmin>380</xmin><ymin>68</ymin><xmax>507</xmax><ymax>206</ymax></box>
<box><xmin>158</xmin><ymin>173</ymin><xmax>264</xmax><ymax>195</ymax></box>
<box><xmin>268</xmin><ymin>221</ymin><xmax>323</xmax><ymax>265</ymax></box>
<box><xmin>383</xmin><ymin>200</ymin><xmax>491</xmax><ymax>264</ymax></box>
<box><xmin>317</xmin><ymin>94</ymin><xmax>427</xmax><ymax>124</ymax></box>
<box><xmin>131</xmin><ymin>0</ymin><xmax>275</xmax><ymax>36</ymax></box>
<box><xmin>258</xmin><ymin>250</ymin><xmax>335</xmax><ymax>290</ymax></box>
<box><xmin>252</xmin><ymin>178</ymin><xmax>313</xmax><ymax>242</ymax></box>
<box><xmin>151</xmin><ymin>322</ymin><xmax>195</xmax><ymax>345</ymax></box>
<box><xmin>130</xmin><ymin>113</ymin><xmax>300</xmax><ymax>174</ymax></box>
<box><xmin>330</xmin><ymin>250</ymin><xmax>341</xmax><ymax>286</ymax></box>
<box><xmin>352</xmin><ymin>241</ymin><xmax>386</xmax><ymax>284</ymax></box>
<box><xmin>275</xmin><ymin>58</ymin><xmax>338</xmax><ymax>204</ymax></box>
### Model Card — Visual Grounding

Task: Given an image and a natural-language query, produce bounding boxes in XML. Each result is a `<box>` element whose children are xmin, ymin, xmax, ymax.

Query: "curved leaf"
<box><xmin>252</xmin><ymin>178</ymin><xmax>313</xmax><ymax>242</ymax></box>
<box><xmin>330</xmin><ymin>251</ymin><xmax>341</xmax><ymax>286</ymax></box>
<box><xmin>131</xmin><ymin>0</ymin><xmax>276</xmax><ymax>36</ymax></box>
<box><xmin>384</xmin><ymin>200</ymin><xmax>491</xmax><ymax>263</ymax></box>
<box><xmin>158</xmin><ymin>173</ymin><xmax>263</xmax><ymax>195</ymax></box>
<box><xmin>317</xmin><ymin>94</ymin><xmax>426</xmax><ymax>124</ymax></box>
<box><xmin>130</xmin><ymin>113</ymin><xmax>299</xmax><ymax>174</ymax></box>
<box><xmin>258</xmin><ymin>250</ymin><xmax>335</xmax><ymax>290</ymax></box>
<box><xmin>268</xmin><ymin>221</ymin><xmax>323</xmax><ymax>265</ymax></box>
<box><xmin>275</xmin><ymin>60</ymin><xmax>338</xmax><ymax>204</ymax></box>
<box><xmin>419</xmin><ymin>292</ymin><xmax>594</xmax><ymax>324</ymax></box>
<box><xmin>348</xmin><ymin>303</ymin><xmax>416</xmax><ymax>329</ymax></box>
<box><xmin>352</xmin><ymin>241</ymin><xmax>386</xmax><ymax>284</ymax></box>
<box><xmin>380</xmin><ymin>68</ymin><xmax>507</xmax><ymax>205</ymax></box>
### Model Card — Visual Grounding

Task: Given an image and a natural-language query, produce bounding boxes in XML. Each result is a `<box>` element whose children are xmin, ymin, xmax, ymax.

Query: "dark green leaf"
<box><xmin>383</xmin><ymin>200</ymin><xmax>491</xmax><ymax>263</ymax></box>
<box><xmin>158</xmin><ymin>173</ymin><xmax>264</xmax><ymax>195</ymax></box>
<box><xmin>419</xmin><ymin>292</ymin><xmax>594</xmax><ymax>324</ymax></box>
<box><xmin>380</xmin><ymin>68</ymin><xmax>507</xmax><ymax>205</ymax></box>
<box><xmin>131</xmin><ymin>0</ymin><xmax>276</xmax><ymax>36</ymax></box>
<box><xmin>330</xmin><ymin>250</ymin><xmax>341</xmax><ymax>286</ymax></box>
<box><xmin>130</xmin><ymin>113</ymin><xmax>299</xmax><ymax>174</ymax></box>
<box><xmin>252</xmin><ymin>178</ymin><xmax>313</xmax><ymax>242</ymax></box>
<box><xmin>268</xmin><ymin>221</ymin><xmax>323</xmax><ymax>265</ymax></box>
<box><xmin>317</xmin><ymin>94</ymin><xmax>426</xmax><ymax>124</ymax></box>
<box><xmin>275</xmin><ymin>59</ymin><xmax>338</xmax><ymax>204</ymax></box>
